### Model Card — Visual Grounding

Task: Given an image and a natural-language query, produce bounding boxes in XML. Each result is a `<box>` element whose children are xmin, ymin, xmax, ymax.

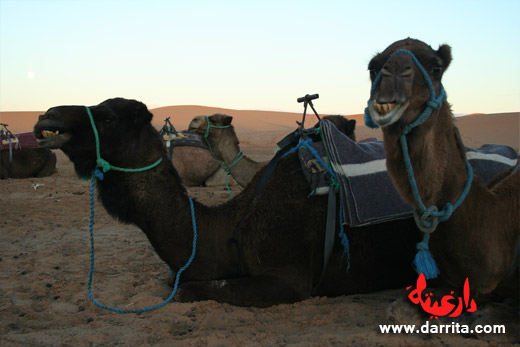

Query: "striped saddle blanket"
<box><xmin>302</xmin><ymin>119</ymin><xmax>518</xmax><ymax>227</ymax></box>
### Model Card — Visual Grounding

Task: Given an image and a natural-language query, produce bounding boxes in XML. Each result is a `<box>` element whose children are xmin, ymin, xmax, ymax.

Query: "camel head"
<box><xmin>34</xmin><ymin>97</ymin><xmax>160</xmax><ymax>178</ymax></box>
<box><xmin>188</xmin><ymin>113</ymin><xmax>239</xmax><ymax>160</ymax></box>
<box><xmin>323</xmin><ymin>115</ymin><xmax>356</xmax><ymax>141</ymax></box>
<box><xmin>366</xmin><ymin>38</ymin><xmax>452</xmax><ymax>130</ymax></box>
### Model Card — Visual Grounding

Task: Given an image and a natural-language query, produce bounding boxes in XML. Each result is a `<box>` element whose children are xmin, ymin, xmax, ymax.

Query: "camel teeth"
<box><xmin>41</xmin><ymin>130</ymin><xmax>60</xmax><ymax>138</ymax></box>
<box><xmin>374</xmin><ymin>102</ymin><xmax>397</xmax><ymax>116</ymax></box>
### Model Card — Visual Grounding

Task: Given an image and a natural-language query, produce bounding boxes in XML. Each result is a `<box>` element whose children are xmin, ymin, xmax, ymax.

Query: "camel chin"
<box><xmin>369</xmin><ymin>101</ymin><xmax>409</xmax><ymax>128</ymax></box>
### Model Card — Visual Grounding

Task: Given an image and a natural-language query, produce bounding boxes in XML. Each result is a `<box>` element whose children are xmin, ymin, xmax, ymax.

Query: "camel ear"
<box><xmin>132</xmin><ymin>101</ymin><xmax>153</xmax><ymax>127</ymax></box>
<box><xmin>209</xmin><ymin>114</ymin><xmax>233</xmax><ymax>126</ymax></box>
<box><xmin>346</xmin><ymin>119</ymin><xmax>356</xmax><ymax>134</ymax></box>
<box><xmin>221</xmin><ymin>115</ymin><xmax>233</xmax><ymax>126</ymax></box>
<box><xmin>437</xmin><ymin>44</ymin><xmax>452</xmax><ymax>72</ymax></box>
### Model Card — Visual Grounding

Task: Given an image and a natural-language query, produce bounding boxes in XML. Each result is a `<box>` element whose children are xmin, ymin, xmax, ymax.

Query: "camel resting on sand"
<box><xmin>1</xmin><ymin>129</ymin><xmax>56</xmax><ymax>179</ymax></box>
<box><xmin>34</xmin><ymin>97</ymin><xmax>421</xmax><ymax>307</ymax></box>
<box><xmin>188</xmin><ymin>114</ymin><xmax>357</xmax><ymax>188</ymax></box>
<box><xmin>365</xmin><ymin>38</ymin><xmax>519</xmax><ymax>299</ymax></box>
<box><xmin>1</xmin><ymin>147</ymin><xmax>56</xmax><ymax>179</ymax></box>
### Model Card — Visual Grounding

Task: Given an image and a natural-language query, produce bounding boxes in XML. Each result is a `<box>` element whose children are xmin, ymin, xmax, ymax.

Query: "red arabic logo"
<box><xmin>406</xmin><ymin>273</ymin><xmax>477</xmax><ymax>319</ymax></box>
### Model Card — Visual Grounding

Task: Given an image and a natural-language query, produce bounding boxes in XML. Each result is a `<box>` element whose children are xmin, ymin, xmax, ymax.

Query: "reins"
<box><xmin>365</xmin><ymin>50</ymin><xmax>474</xmax><ymax>279</ymax></box>
<box><xmin>85</xmin><ymin>106</ymin><xmax>197</xmax><ymax>313</ymax></box>
<box><xmin>202</xmin><ymin>115</ymin><xmax>244</xmax><ymax>198</ymax></box>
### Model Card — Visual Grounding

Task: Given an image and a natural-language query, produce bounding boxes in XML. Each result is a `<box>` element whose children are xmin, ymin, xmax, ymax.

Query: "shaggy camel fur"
<box><xmin>188</xmin><ymin>114</ymin><xmax>356</xmax><ymax>187</ymax></box>
<box><xmin>1</xmin><ymin>148</ymin><xmax>56</xmax><ymax>179</ymax></box>
<box><xmin>365</xmin><ymin>38</ymin><xmax>519</xmax><ymax>298</ymax></box>
<box><xmin>34</xmin><ymin>97</ymin><xmax>421</xmax><ymax>307</ymax></box>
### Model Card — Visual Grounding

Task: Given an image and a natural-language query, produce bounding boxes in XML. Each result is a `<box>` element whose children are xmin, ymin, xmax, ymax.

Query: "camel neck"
<box><xmin>384</xmin><ymin>106</ymin><xmax>469</xmax><ymax>209</ymax></box>
<box><xmin>94</xmin><ymin>157</ymin><xmax>240</xmax><ymax>279</ymax></box>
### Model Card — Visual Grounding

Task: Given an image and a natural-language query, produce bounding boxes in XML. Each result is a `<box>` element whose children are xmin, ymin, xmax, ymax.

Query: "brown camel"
<box><xmin>188</xmin><ymin>114</ymin><xmax>268</xmax><ymax>187</ymax></box>
<box><xmin>34</xmin><ymin>97</ymin><xmax>421</xmax><ymax>307</ymax></box>
<box><xmin>1</xmin><ymin>130</ymin><xmax>57</xmax><ymax>179</ymax></box>
<box><xmin>1</xmin><ymin>147</ymin><xmax>57</xmax><ymax>179</ymax></box>
<box><xmin>159</xmin><ymin>120</ymin><xmax>225</xmax><ymax>187</ymax></box>
<box><xmin>188</xmin><ymin>114</ymin><xmax>356</xmax><ymax>187</ymax></box>
<box><xmin>365</xmin><ymin>38</ymin><xmax>519</xmax><ymax>298</ymax></box>
<box><xmin>169</xmin><ymin>146</ymin><xmax>224</xmax><ymax>187</ymax></box>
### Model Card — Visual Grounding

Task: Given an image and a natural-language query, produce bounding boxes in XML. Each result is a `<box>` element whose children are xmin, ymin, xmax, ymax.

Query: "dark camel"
<box><xmin>365</xmin><ymin>38</ymin><xmax>519</xmax><ymax>298</ymax></box>
<box><xmin>34</xmin><ymin>97</ymin><xmax>420</xmax><ymax>307</ymax></box>
<box><xmin>1</xmin><ymin>148</ymin><xmax>56</xmax><ymax>179</ymax></box>
<box><xmin>188</xmin><ymin>114</ymin><xmax>356</xmax><ymax>187</ymax></box>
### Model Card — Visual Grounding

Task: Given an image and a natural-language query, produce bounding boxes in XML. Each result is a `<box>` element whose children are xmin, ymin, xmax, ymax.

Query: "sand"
<box><xmin>1</xmin><ymin>111</ymin><xmax>519</xmax><ymax>346</ymax></box>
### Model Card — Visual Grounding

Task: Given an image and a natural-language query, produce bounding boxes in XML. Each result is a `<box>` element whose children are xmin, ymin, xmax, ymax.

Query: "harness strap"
<box><xmin>312</xmin><ymin>186</ymin><xmax>336</xmax><ymax>295</ymax></box>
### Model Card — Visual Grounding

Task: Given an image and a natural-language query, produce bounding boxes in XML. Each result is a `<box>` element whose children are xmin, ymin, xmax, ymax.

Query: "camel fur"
<box><xmin>34</xmin><ymin>97</ymin><xmax>421</xmax><ymax>307</ymax></box>
<box><xmin>366</xmin><ymin>38</ymin><xmax>519</xmax><ymax>299</ymax></box>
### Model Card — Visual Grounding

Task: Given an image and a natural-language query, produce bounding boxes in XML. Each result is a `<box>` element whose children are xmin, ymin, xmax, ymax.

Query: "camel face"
<box><xmin>34</xmin><ymin>98</ymin><xmax>156</xmax><ymax>178</ymax></box>
<box><xmin>367</xmin><ymin>38</ymin><xmax>452</xmax><ymax>128</ymax></box>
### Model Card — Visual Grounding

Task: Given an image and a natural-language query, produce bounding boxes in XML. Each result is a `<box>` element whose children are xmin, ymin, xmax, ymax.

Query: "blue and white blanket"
<box><xmin>319</xmin><ymin>119</ymin><xmax>518</xmax><ymax>227</ymax></box>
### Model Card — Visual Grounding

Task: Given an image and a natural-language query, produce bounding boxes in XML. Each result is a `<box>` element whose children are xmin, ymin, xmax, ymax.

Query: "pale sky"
<box><xmin>1</xmin><ymin>0</ymin><xmax>519</xmax><ymax>115</ymax></box>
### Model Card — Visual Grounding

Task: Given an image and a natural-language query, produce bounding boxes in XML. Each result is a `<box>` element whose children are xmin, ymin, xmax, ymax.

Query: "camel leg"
<box><xmin>175</xmin><ymin>271</ymin><xmax>312</xmax><ymax>307</ymax></box>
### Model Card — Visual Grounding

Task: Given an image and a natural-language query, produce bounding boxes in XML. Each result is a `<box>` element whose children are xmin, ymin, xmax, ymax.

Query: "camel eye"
<box><xmin>103</xmin><ymin>118</ymin><xmax>113</xmax><ymax>124</ymax></box>
<box><xmin>432</xmin><ymin>66</ymin><xmax>442</xmax><ymax>75</ymax></box>
<box><xmin>369</xmin><ymin>69</ymin><xmax>377</xmax><ymax>79</ymax></box>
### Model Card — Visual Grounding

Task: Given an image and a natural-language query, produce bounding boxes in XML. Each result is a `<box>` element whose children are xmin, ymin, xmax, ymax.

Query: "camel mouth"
<box><xmin>369</xmin><ymin>101</ymin><xmax>409</xmax><ymax>128</ymax></box>
<box><xmin>34</xmin><ymin>121</ymin><xmax>71</xmax><ymax>149</ymax></box>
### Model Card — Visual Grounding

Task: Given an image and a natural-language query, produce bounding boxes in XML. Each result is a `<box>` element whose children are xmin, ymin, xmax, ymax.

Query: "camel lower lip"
<box><xmin>36</xmin><ymin>133</ymin><xmax>71</xmax><ymax>149</ymax></box>
<box><xmin>369</xmin><ymin>101</ymin><xmax>409</xmax><ymax>127</ymax></box>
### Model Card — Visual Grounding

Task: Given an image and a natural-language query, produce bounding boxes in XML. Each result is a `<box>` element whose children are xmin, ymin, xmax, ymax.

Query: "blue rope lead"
<box><xmin>87</xmin><ymin>170</ymin><xmax>198</xmax><ymax>313</ymax></box>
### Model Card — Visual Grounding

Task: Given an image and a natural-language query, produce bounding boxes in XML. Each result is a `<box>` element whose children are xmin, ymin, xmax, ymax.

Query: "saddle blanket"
<box><xmin>316</xmin><ymin>119</ymin><xmax>518</xmax><ymax>227</ymax></box>
<box><xmin>1</xmin><ymin>132</ymin><xmax>39</xmax><ymax>151</ymax></box>
<box><xmin>163</xmin><ymin>132</ymin><xmax>209</xmax><ymax>150</ymax></box>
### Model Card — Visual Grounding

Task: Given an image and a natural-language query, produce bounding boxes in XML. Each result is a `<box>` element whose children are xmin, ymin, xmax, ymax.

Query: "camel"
<box><xmin>1</xmin><ymin>148</ymin><xmax>57</xmax><ymax>179</ymax></box>
<box><xmin>188</xmin><ymin>114</ymin><xmax>356</xmax><ymax>187</ymax></box>
<box><xmin>188</xmin><ymin>114</ymin><xmax>267</xmax><ymax>187</ymax></box>
<box><xmin>34</xmin><ymin>97</ymin><xmax>421</xmax><ymax>307</ymax></box>
<box><xmin>365</xmin><ymin>38</ymin><xmax>519</xmax><ymax>298</ymax></box>
<box><xmin>159</xmin><ymin>119</ymin><xmax>225</xmax><ymax>187</ymax></box>
<box><xmin>167</xmin><ymin>143</ymin><xmax>225</xmax><ymax>187</ymax></box>
<box><xmin>1</xmin><ymin>129</ymin><xmax>57</xmax><ymax>179</ymax></box>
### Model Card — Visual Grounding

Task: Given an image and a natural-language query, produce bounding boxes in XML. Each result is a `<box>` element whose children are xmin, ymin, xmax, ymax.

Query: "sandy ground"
<box><xmin>1</xmin><ymin>126</ymin><xmax>519</xmax><ymax>346</ymax></box>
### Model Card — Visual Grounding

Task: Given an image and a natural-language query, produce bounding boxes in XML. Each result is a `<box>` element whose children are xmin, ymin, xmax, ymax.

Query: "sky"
<box><xmin>1</xmin><ymin>0</ymin><xmax>519</xmax><ymax>116</ymax></box>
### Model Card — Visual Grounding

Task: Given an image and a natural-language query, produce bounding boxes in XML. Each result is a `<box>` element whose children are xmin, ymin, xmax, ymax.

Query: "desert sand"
<box><xmin>1</xmin><ymin>108</ymin><xmax>519</xmax><ymax>346</ymax></box>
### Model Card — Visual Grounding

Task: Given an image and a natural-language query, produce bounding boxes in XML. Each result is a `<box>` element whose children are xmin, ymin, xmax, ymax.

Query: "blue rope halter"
<box><xmin>364</xmin><ymin>50</ymin><xmax>474</xmax><ymax>279</ymax></box>
<box><xmin>85</xmin><ymin>106</ymin><xmax>197</xmax><ymax>313</ymax></box>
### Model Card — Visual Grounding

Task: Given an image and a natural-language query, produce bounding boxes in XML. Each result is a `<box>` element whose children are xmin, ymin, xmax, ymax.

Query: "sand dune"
<box><xmin>0</xmin><ymin>108</ymin><xmax>518</xmax><ymax>150</ymax></box>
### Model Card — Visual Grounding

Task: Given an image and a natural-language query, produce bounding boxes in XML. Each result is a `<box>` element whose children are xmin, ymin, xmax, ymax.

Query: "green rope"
<box><xmin>85</xmin><ymin>106</ymin><xmax>163</xmax><ymax>176</ymax></box>
<box><xmin>202</xmin><ymin>115</ymin><xmax>244</xmax><ymax>198</ymax></box>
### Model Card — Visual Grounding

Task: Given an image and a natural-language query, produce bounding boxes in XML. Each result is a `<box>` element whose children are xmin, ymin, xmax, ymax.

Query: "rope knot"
<box><xmin>416</xmin><ymin>240</ymin><xmax>430</xmax><ymax>251</ymax></box>
<box><xmin>414</xmin><ymin>206</ymin><xmax>439</xmax><ymax>233</ymax></box>
<box><xmin>96</xmin><ymin>158</ymin><xmax>112</xmax><ymax>173</ymax></box>
<box><xmin>427</xmin><ymin>99</ymin><xmax>442</xmax><ymax>109</ymax></box>
<box><xmin>439</xmin><ymin>203</ymin><xmax>454</xmax><ymax>222</ymax></box>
